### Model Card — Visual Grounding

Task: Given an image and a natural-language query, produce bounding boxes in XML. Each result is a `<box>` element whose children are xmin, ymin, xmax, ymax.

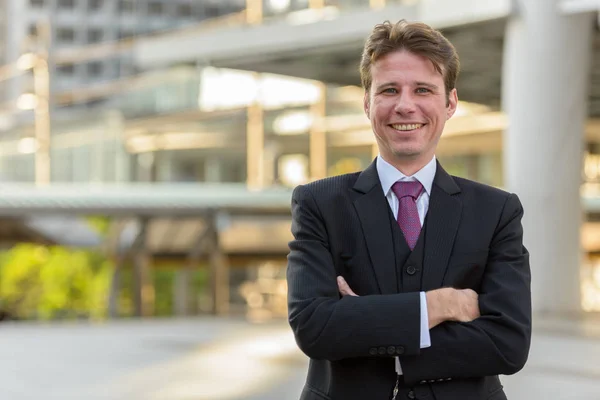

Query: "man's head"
<box><xmin>360</xmin><ymin>20</ymin><xmax>460</xmax><ymax>102</ymax></box>
<box><xmin>361</xmin><ymin>20</ymin><xmax>460</xmax><ymax>173</ymax></box>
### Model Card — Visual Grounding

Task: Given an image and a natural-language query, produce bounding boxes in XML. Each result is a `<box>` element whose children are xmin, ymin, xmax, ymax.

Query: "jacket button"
<box><xmin>369</xmin><ymin>348</ymin><xmax>377</xmax><ymax>356</ymax></box>
<box><xmin>396</xmin><ymin>346</ymin><xmax>405</xmax><ymax>355</ymax></box>
<box><xmin>378</xmin><ymin>347</ymin><xmax>386</xmax><ymax>355</ymax></box>
<box><xmin>406</xmin><ymin>265</ymin><xmax>416</xmax><ymax>275</ymax></box>
<box><xmin>407</xmin><ymin>390</ymin><xmax>416</xmax><ymax>399</ymax></box>
<box><xmin>387</xmin><ymin>346</ymin><xmax>396</xmax><ymax>355</ymax></box>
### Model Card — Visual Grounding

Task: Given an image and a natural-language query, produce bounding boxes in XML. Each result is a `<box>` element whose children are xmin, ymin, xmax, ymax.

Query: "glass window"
<box><xmin>51</xmin><ymin>148</ymin><xmax>73</xmax><ymax>182</ymax></box>
<box><xmin>177</xmin><ymin>3</ymin><xmax>192</xmax><ymax>17</ymax></box>
<box><xmin>28</xmin><ymin>24</ymin><xmax>38</xmax><ymax>37</ymax></box>
<box><xmin>118</xmin><ymin>0</ymin><xmax>134</xmax><ymax>13</ymax></box>
<box><xmin>88</xmin><ymin>28</ymin><xmax>103</xmax><ymax>43</ymax></box>
<box><xmin>148</xmin><ymin>2</ymin><xmax>164</xmax><ymax>16</ymax></box>
<box><xmin>58</xmin><ymin>0</ymin><xmax>76</xmax><ymax>9</ymax></box>
<box><xmin>87</xmin><ymin>61</ymin><xmax>103</xmax><ymax>76</ymax></box>
<box><xmin>118</xmin><ymin>29</ymin><xmax>133</xmax><ymax>39</ymax></box>
<box><xmin>72</xmin><ymin>146</ymin><xmax>91</xmax><ymax>182</ymax></box>
<box><xmin>88</xmin><ymin>0</ymin><xmax>103</xmax><ymax>10</ymax></box>
<box><xmin>57</xmin><ymin>63</ymin><xmax>75</xmax><ymax>75</ymax></box>
<box><xmin>204</xmin><ymin>4</ymin><xmax>220</xmax><ymax>18</ymax></box>
<box><xmin>57</xmin><ymin>27</ymin><xmax>76</xmax><ymax>43</ymax></box>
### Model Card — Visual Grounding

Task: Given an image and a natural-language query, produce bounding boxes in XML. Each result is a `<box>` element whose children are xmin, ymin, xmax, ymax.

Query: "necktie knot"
<box><xmin>391</xmin><ymin>181</ymin><xmax>423</xmax><ymax>201</ymax></box>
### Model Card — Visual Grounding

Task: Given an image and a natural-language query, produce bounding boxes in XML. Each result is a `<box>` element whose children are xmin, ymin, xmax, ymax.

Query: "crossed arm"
<box><xmin>337</xmin><ymin>276</ymin><xmax>481</xmax><ymax>330</ymax></box>
<box><xmin>287</xmin><ymin>186</ymin><xmax>531</xmax><ymax>385</ymax></box>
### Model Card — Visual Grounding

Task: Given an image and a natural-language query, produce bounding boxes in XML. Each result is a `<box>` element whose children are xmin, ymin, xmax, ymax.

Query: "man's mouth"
<box><xmin>390</xmin><ymin>123</ymin><xmax>424</xmax><ymax>132</ymax></box>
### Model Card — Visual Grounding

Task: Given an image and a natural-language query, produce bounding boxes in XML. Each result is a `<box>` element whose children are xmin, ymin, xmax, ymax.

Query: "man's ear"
<box><xmin>363</xmin><ymin>91</ymin><xmax>370</xmax><ymax>118</ymax></box>
<box><xmin>446</xmin><ymin>88</ymin><xmax>458</xmax><ymax>120</ymax></box>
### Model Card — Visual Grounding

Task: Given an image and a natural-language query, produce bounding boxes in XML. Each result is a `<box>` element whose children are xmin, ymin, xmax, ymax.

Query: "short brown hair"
<box><xmin>360</xmin><ymin>20</ymin><xmax>460</xmax><ymax>96</ymax></box>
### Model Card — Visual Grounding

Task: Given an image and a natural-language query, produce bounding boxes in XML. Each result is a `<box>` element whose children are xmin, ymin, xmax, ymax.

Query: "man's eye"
<box><xmin>383</xmin><ymin>88</ymin><xmax>398</xmax><ymax>94</ymax></box>
<box><xmin>416</xmin><ymin>87</ymin><xmax>431</xmax><ymax>94</ymax></box>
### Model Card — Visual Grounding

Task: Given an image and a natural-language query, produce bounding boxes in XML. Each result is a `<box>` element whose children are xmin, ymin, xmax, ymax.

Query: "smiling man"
<box><xmin>286</xmin><ymin>20</ymin><xmax>531</xmax><ymax>400</ymax></box>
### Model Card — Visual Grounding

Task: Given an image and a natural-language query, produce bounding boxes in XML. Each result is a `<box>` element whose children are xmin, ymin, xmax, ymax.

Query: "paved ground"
<box><xmin>0</xmin><ymin>315</ymin><xmax>599</xmax><ymax>399</ymax></box>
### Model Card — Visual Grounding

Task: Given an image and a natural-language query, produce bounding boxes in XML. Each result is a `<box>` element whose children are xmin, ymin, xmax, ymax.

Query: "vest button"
<box><xmin>406</xmin><ymin>265</ymin><xmax>417</xmax><ymax>275</ymax></box>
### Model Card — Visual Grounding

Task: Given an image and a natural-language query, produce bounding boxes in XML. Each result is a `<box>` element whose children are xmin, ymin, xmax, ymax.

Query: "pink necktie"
<box><xmin>391</xmin><ymin>181</ymin><xmax>424</xmax><ymax>250</ymax></box>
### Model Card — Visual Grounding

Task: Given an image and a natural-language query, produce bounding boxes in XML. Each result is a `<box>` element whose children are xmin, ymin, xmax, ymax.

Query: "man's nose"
<box><xmin>394</xmin><ymin>93</ymin><xmax>416</xmax><ymax>114</ymax></box>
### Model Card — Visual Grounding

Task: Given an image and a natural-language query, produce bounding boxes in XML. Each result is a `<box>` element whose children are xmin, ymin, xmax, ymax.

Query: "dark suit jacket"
<box><xmin>287</xmin><ymin>160</ymin><xmax>531</xmax><ymax>400</ymax></box>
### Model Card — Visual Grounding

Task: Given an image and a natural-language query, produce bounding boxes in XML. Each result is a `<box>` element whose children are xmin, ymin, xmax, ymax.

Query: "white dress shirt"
<box><xmin>376</xmin><ymin>155</ymin><xmax>435</xmax><ymax>375</ymax></box>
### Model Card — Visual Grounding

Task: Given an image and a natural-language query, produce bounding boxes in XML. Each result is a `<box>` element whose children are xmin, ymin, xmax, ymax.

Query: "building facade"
<box><xmin>0</xmin><ymin>0</ymin><xmax>598</xmax><ymax>314</ymax></box>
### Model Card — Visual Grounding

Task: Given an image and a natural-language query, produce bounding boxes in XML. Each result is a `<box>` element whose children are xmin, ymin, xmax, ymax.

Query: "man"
<box><xmin>287</xmin><ymin>19</ymin><xmax>531</xmax><ymax>400</ymax></box>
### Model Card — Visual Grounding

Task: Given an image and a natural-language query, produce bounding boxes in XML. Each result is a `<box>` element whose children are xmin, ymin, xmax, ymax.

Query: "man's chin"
<box><xmin>391</xmin><ymin>149</ymin><xmax>422</xmax><ymax>159</ymax></box>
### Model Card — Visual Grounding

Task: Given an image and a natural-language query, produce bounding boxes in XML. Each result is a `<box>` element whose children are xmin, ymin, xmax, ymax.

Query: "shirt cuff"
<box><xmin>396</xmin><ymin>292</ymin><xmax>432</xmax><ymax>375</ymax></box>
<box><xmin>420</xmin><ymin>291</ymin><xmax>431</xmax><ymax>348</ymax></box>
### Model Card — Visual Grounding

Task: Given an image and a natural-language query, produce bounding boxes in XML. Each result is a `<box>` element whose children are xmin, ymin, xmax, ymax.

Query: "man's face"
<box><xmin>364</xmin><ymin>50</ymin><xmax>458</xmax><ymax>169</ymax></box>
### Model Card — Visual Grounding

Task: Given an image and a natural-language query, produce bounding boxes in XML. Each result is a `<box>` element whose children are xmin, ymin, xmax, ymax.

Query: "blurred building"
<box><xmin>0</xmin><ymin>0</ymin><xmax>245</xmax><ymax>113</ymax></box>
<box><xmin>0</xmin><ymin>0</ymin><xmax>246</xmax><ymax>182</ymax></box>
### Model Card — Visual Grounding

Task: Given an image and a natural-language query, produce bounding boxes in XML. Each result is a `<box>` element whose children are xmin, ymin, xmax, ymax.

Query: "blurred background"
<box><xmin>0</xmin><ymin>0</ymin><xmax>598</xmax><ymax>399</ymax></box>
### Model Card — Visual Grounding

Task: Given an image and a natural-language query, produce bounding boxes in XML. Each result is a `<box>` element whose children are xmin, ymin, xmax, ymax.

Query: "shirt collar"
<box><xmin>377</xmin><ymin>155</ymin><xmax>437</xmax><ymax>197</ymax></box>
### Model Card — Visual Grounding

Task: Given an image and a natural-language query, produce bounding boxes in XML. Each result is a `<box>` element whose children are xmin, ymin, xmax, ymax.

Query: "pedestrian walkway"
<box><xmin>0</xmin><ymin>314</ymin><xmax>598</xmax><ymax>399</ymax></box>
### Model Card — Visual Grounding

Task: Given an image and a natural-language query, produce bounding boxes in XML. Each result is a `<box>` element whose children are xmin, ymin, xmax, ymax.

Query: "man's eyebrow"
<box><xmin>415</xmin><ymin>82</ymin><xmax>440</xmax><ymax>90</ymax></box>
<box><xmin>374</xmin><ymin>82</ymin><xmax>397</xmax><ymax>91</ymax></box>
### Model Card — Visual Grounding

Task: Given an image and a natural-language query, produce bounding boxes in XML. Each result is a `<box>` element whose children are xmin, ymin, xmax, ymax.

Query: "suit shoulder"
<box><xmin>452</xmin><ymin>176</ymin><xmax>512</xmax><ymax>200</ymax></box>
<box><xmin>298</xmin><ymin>172</ymin><xmax>361</xmax><ymax>196</ymax></box>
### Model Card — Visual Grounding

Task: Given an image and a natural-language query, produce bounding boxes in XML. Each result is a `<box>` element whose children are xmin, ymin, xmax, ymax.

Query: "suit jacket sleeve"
<box><xmin>400</xmin><ymin>193</ymin><xmax>532</xmax><ymax>385</ymax></box>
<box><xmin>287</xmin><ymin>184</ymin><xmax>422</xmax><ymax>361</ymax></box>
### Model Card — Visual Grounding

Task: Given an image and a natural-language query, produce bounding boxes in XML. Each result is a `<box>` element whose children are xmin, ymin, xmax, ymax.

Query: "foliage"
<box><xmin>0</xmin><ymin>243</ymin><xmax>211</xmax><ymax>320</ymax></box>
<box><xmin>0</xmin><ymin>244</ymin><xmax>113</xmax><ymax>320</ymax></box>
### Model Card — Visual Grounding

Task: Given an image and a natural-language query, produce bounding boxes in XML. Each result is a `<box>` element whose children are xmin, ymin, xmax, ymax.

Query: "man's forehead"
<box><xmin>372</xmin><ymin>50</ymin><xmax>444</xmax><ymax>76</ymax></box>
<box><xmin>371</xmin><ymin>65</ymin><xmax>444</xmax><ymax>87</ymax></box>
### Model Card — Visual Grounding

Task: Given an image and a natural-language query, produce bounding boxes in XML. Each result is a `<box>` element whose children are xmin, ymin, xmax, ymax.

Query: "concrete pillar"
<box><xmin>92</xmin><ymin>126</ymin><xmax>105</xmax><ymax>183</ymax></box>
<box><xmin>133</xmin><ymin>218</ymin><xmax>154</xmax><ymax>317</ymax></box>
<box><xmin>309</xmin><ymin>83</ymin><xmax>327</xmax><ymax>180</ymax></box>
<box><xmin>207</xmin><ymin>216</ymin><xmax>229</xmax><ymax>315</ymax></box>
<box><xmin>210</xmin><ymin>236</ymin><xmax>229</xmax><ymax>315</ymax></box>
<box><xmin>502</xmin><ymin>1</ymin><xmax>595</xmax><ymax>314</ymax></box>
<box><xmin>309</xmin><ymin>0</ymin><xmax>325</xmax><ymax>9</ymax></box>
<box><xmin>107</xmin><ymin>220</ymin><xmax>125</xmax><ymax>319</ymax></box>
<box><xmin>246</xmin><ymin>0</ymin><xmax>262</xmax><ymax>25</ymax></box>
<box><xmin>173</xmin><ymin>268</ymin><xmax>193</xmax><ymax>316</ymax></box>
<box><xmin>247</xmin><ymin>89</ymin><xmax>265</xmax><ymax>189</ymax></box>
<box><xmin>104</xmin><ymin>111</ymin><xmax>130</xmax><ymax>182</ymax></box>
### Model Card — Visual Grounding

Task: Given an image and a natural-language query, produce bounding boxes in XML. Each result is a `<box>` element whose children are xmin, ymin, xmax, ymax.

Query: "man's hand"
<box><xmin>426</xmin><ymin>288</ymin><xmax>480</xmax><ymax>329</ymax></box>
<box><xmin>337</xmin><ymin>276</ymin><xmax>358</xmax><ymax>297</ymax></box>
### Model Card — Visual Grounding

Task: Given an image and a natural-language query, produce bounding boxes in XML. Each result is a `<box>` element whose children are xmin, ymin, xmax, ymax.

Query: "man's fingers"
<box><xmin>337</xmin><ymin>276</ymin><xmax>359</xmax><ymax>297</ymax></box>
<box><xmin>461</xmin><ymin>288</ymin><xmax>478</xmax><ymax>299</ymax></box>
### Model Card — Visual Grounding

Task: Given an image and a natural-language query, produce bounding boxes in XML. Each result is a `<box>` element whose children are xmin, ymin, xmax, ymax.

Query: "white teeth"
<box><xmin>391</xmin><ymin>124</ymin><xmax>423</xmax><ymax>131</ymax></box>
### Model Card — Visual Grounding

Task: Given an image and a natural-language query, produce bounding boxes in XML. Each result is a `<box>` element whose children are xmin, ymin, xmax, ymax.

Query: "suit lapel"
<box><xmin>422</xmin><ymin>162</ymin><xmax>462</xmax><ymax>291</ymax></box>
<box><xmin>352</xmin><ymin>160</ymin><xmax>397</xmax><ymax>295</ymax></box>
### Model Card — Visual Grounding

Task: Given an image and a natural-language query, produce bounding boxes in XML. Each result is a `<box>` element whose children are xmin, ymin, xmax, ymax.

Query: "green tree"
<box><xmin>0</xmin><ymin>244</ymin><xmax>113</xmax><ymax>320</ymax></box>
